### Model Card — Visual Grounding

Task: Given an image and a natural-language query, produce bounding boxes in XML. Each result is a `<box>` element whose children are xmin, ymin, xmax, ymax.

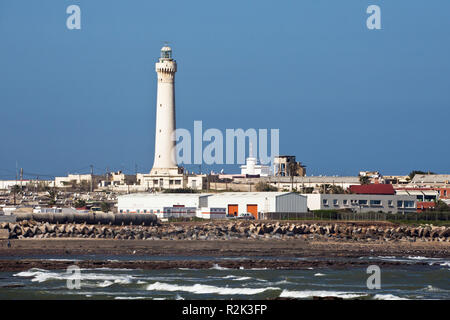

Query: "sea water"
<box><xmin>0</xmin><ymin>255</ymin><xmax>448</xmax><ymax>300</ymax></box>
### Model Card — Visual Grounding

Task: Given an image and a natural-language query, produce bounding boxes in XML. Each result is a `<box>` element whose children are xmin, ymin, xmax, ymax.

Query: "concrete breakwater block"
<box><xmin>0</xmin><ymin>229</ymin><xmax>9</xmax><ymax>240</ymax></box>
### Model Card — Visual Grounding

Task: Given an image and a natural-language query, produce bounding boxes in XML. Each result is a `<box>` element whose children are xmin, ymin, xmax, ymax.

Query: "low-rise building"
<box><xmin>410</xmin><ymin>174</ymin><xmax>450</xmax><ymax>199</ymax></box>
<box><xmin>304</xmin><ymin>193</ymin><xmax>417</xmax><ymax>214</ymax></box>
<box><xmin>201</xmin><ymin>192</ymin><xmax>308</xmax><ymax>219</ymax></box>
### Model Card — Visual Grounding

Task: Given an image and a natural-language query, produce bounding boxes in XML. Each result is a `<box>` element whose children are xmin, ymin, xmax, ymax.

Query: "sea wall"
<box><xmin>1</xmin><ymin>220</ymin><xmax>449</xmax><ymax>242</ymax></box>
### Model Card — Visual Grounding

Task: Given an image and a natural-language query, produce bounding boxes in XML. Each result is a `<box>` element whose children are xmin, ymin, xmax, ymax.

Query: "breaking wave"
<box><xmin>279</xmin><ymin>289</ymin><xmax>366</xmax><ymax>299</ymax></box>
<box><xmin>146</xmin><ymin>282</ymin><xmax>280</xmax><ymax>295</ymax></box>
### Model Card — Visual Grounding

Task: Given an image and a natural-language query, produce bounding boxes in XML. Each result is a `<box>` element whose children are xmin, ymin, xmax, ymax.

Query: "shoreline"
<box><xmin>0</xmin><ymin>238</ymin><xmax>448</xmax><ymax>272</ymax></box>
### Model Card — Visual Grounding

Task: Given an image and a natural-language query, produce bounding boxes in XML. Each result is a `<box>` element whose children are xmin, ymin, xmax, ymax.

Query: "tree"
<box><xmin>74</xmin><ymin>199</ymin><xmax>86</xmax><ymax>208</ymax></box>
<box><xmin>408</xmin><ymin>170</ymin><xmax>434</xmax><ymax>180</ymax></box>
<box><xmin>47</xmin><ymin>189</ymin><xmax>58</xmax><ymax>206</ymax></box>
<box><xmin>255</xmin><ymin>182</ymin><xmax>278</xmax><ymax>192</ymax></box>
<box><xmin>359</xmin><ymin>175</ymin><xmax>371</xmax><ymax>185</ymax></box>
<box><xmin>100</xmin><ymin>201</ymin><xmax>111</xmax><ymax>213</ymax></box>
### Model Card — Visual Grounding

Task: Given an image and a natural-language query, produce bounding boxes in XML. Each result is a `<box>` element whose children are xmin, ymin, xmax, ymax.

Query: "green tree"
<box><xmin>74</xmin><ymin>199</ymin><xmax>86</xmax><ymax>208</ymax></box>
<box><xmin>408</xmin><ymin>170</ymin><xmax>434</xmax><ymax>180</ymax></box>
<box><xmin>359</xmin><ymin>175</ymin><xmax>370</xmax><ymax>185</ymax></box>
<box><xmin>100</xmin><ymin>201</ymin><xmax>111</xmax><ymax>212</ymax></box>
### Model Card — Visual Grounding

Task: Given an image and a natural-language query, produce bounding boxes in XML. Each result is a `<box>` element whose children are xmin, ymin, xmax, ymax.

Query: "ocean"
<box><xmin>0</xmin><ymin>255</ymin><xmax>449</xmax><ymax>300</ymax></box>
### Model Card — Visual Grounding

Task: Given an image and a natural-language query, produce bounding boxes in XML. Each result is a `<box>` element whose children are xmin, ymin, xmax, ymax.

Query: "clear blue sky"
<box><xmin>1</xmin><ymin>0</ymin><xmax>449</xmax><ymax>179</ymax></box>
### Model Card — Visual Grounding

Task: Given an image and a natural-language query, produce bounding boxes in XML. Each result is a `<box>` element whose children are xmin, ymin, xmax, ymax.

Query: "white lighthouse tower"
<box><xmin>150</xmin><ymin>45</ymin><xmax>180</xmax><ymax>176</ymax></box>
<box><xmin>138</xmin><ymin>46</ymin><xmax>205</xmax><ymax>191</ymax></box>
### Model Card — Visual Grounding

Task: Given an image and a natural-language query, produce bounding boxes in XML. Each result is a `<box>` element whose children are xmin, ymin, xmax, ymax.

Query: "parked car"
<box><xmin>236</xmin><ymin>212</ymin><xmax>255</xmax><ymax>220</ymax></box>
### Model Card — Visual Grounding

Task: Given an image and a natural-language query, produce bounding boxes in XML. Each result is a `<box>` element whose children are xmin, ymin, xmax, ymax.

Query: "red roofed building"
<box><xmin>349</xmin><ymin>184</ymin><xmax>395</xmax><ymax>195</ymax></box>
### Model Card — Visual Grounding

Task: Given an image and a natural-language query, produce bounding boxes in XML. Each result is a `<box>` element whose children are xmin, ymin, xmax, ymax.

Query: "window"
<box><xmin>358</xmin><ymin>200</ymin><xmax>368</xmax><ymax>205</ymax></box>
<box><xmin>333</xmin><ymin>199</ymin><xmax>339</xmax><ymax>206</ymax></box>
<box><xmin>444</xmin><ymin>190</ymin><xmax>447</xmax><ymax>196</ymax></box>
<box><xmin>175</xmin><ymin>180</ymin><xmax>181</xmax><ymax>185</ymax></box>
<box><xmin>343</xmin><ymin>199</ymin><xmax>348</xmax><ymax>205</ymax></box>
<box><xmin>136</xmin><ymin>209</ymin><xmax>140</xmax><ymax>213</ymax></box>
<box><xmin>397</xmin><ymin>201</ymin><xmax>403</xmax><ymax>208</ymax></box>
<box><xmin>404</xmin><ymin>201</ymin><xmax>415</xmax><ymax>208</ymax></box>
<box><xmin>144</xmin><ymin>210</ymin><xmax>147</xmax><ymax>213</ymax></box>
<box><xmin>119</xmin><ymin>210</ymin><xmax>123</xmax><ymax>213</ymax></box>
<box><xmin>322</xmin><ymin>199</ymin><xmax>329</xmax><ymax>206</ymax></box>
<box><xmin>388</xmin><ymin>200</ymin><xmax>393</xmax><ymax>207</ymax></box>
<box><xmin>370</xmin><ymin>200</ymin><xmax>382</xmax><ymax>206</ymax></box>
<box><xmin>169</xmin><ymin>180</ymin><xmax>174</xmax><ymax>185</ymax></box>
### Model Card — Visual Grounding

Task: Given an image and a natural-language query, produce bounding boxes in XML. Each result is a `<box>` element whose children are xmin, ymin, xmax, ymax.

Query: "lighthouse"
<box><xmin>139</xmin><ymin>46</ymin><xmax>204</xmax><ymax>190</ymax></box>
<box><xmin>150</xmin><ymin>45</ymin><xmax>180</xmax><ymax>176</ymax></box>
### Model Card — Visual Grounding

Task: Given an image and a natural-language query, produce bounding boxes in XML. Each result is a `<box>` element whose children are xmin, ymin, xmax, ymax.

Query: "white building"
<box><xmin>118</xmin><ymin>192</ymin><xmax>307</xmax><ymax>219</ymax></box>
<box><xmin>240</xmin><ymin>144</ymin><xmax>271</xmax><ymax>177</ymax></box>
<box><xmin>200</xmin><ymin>192</ymin><xmax>308</xmax><ymax>218</ymax></box>
<box><xmin>55</xmin><ymin>174</ymin><xmax>93</xmax><ymax>188</ymax></box>
<box><xmin>304</xmin><ymin>194</ymin><xmax>417</xmax><ymax>214</ymax></box>
<box><xmin>117</xmin><ymin>193</ymin><xmax>210</xmax><ymax>218</ymax></box>
<box><xmin>0</xmin><ymin>179</ymin><xmax>54</xmax><ymax>190</ymax></box>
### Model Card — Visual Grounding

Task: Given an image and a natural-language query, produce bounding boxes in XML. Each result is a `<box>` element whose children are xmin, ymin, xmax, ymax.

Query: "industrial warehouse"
<box><xmin>118</xmin><ymin>192</ymin><xmax>308</xmax><ymax>220</ymax></box>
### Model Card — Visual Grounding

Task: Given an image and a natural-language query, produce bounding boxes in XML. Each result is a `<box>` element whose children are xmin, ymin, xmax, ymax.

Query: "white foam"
<box><xmin>373</xmin><ymin>294</ymin><xmax>409</xmax><ymax>300</ymax></box>
<box><xmin>97</xmin><ymin>280</ymin><xmax>113</xmax><ymax>288</ymax></box>
<box><xmin>407</xmin><ymin>256</ymin><xmax>439</xmax><ymax>260</ymax></box>
<box><xmin>14</xmin><ymin>268</ymin><xmax>135</xmax><ymax>284</ymax></box>
<box><xmin>280</xmin><ymin>289</ymin><xmax>365</xmax><ymax>299</ymax></box>
<box><xmin>423</xmin><ymin>285</ymin><xmax>448</xmax><ymax>293</ymax></box>
<box><xmin>314</xmin><ymin>273</ymin><xmax>326</xmax><ymax>277</ymax></box>
<box><xmin>210</xmin><ymin>264</ymin><xmax>230</xmax><ymax>270</ymax></box>
<box><xmin>115</xmin><ymin>296</ymin><xmax>147</xmax><ymax>300</ymax></box>
<box><xmin>221</xmin><ymin>275</ymin><xmax>252</xmax><ymax>281</ymax></box>
<box><xmin>146</xmin><ymin>282</ymin><xmax>280</xmax><ymax>295</ymax></box>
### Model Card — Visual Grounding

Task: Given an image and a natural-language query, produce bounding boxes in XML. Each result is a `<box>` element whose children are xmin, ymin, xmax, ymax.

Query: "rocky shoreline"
<box><xmin>1</xmin><ymin>220</ymin><xmax>449</xmax><ymax>242</ymax></box>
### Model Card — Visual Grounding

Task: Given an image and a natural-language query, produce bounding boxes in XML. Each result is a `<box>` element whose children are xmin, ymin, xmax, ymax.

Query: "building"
<box><xmin>118</xmin><ymin>192</ymin><xmax>307</xmax><ymax>220</ymax></box>
<box><xmin>349</xmin><ymin>184</ymin><xmax>395</xmax><ymax>195</ymax></box>
<box><xmin>304</xmin><ymin>193</ymin><xmax>417</xmax><ymax>214</ymax></box>
<box><xmin>257</xmin><ymin>176</ymin><xmax>360</xmax><ymax>192</ymax></box>
<box><xmin>0</xmin><ymin>180</ymin><xmax>50</xmax><ymax>190</ymax></box>
<box><xmin>240</xmin><ymin>144</ymin><xmax>271</xmax><ymax>177</ymax></box>
<box><xmin>410</xmin><ymin>174</ymin><xmax>450</xmax><ymax>199</ymax></box>
<box><xmin>200</xmin><ymin>192</ymin><xmax>307</xmax><ymax>219</ymax></box>
<box><xmin>54</xmin><ymin>174</ymin><xmax>100</xmax><ymax>188</ymax></box>
<box><xmin>100</xmin><ymin>171</ymin><xmax>137</xmax><ymax>187</ymax></box>
<box><xmin>395</xmin><ymin>188</ymin><xmax>439</xmax><ymax>212</ymax></box>
<box><xmin>117</xmin><ymin>193</ymin><xmax>209</xmax><ymax>218</ymax></box>
<box><xmin>273</xmin><ymin>156</ymin><xmax>306</xmax><ymax>177</ymax></box>
<box><xmin>137</xmin><ymin>45</ymin><xmax>204</xmax><ymax>190</ymax></box>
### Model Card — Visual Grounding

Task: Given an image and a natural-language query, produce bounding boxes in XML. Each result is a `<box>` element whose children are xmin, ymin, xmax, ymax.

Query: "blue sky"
<box><xmin>1</xmin><ymin>0</ymin><xmax>449</xmax><ymax>178</ymax></box>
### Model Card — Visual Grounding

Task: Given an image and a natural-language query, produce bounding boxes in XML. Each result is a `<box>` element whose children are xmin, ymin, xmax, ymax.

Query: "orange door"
<box><xmin>247</xmin><ymin>204</ymin><xmax>258</xmax><ymax>219</ymax></box>
<box><xmin>228</xmin><ymin>204</ymin><xmax>238</xmax><ymax>216</ymax></box>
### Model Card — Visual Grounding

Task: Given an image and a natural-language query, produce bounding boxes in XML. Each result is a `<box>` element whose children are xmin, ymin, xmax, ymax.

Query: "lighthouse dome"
<box><xmin>161</xmin><ymin>46</ymin><xmax>172</xmax><ymax>60</ymax></box>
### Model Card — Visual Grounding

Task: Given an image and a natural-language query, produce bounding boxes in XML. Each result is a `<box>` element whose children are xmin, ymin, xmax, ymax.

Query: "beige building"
<box><xmin>273</xmin><ymin>156</ymin><xmax>306</xmax><ymax>177</ymax></box>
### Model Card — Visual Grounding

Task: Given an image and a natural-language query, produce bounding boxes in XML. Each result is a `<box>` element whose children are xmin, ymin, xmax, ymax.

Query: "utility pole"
<box><xmin>90</xmin><ymin>165</ymin><xmax>94</xmax><ymax>193</ymax></box>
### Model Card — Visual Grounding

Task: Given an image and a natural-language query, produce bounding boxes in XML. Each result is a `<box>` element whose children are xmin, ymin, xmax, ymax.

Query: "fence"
<box><xmin>261</xmin><ymin>211</ymin><xmax>450</xmax><ymax>222</ymax></box>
